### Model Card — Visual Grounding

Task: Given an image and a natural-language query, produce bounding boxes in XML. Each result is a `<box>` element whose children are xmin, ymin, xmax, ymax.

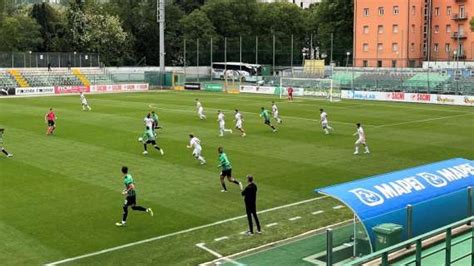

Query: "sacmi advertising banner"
<box><xmin>342</xmin><ymin>90</ymin><xmax>474</xmax><ymax>106</ymax></box>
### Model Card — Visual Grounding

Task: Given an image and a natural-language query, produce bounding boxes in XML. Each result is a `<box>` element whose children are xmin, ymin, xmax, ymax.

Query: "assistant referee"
<box><xmin>241</xmin><ymin>175</ymin><xmax>261</xmax><ymax>235</ymax></box>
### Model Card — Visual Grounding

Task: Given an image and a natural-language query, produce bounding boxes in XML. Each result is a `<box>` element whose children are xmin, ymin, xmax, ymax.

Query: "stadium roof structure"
<box><xmin>315</xmin><ymin>158</ymin><xmax>474</xmax><ymax>252</ymax></box>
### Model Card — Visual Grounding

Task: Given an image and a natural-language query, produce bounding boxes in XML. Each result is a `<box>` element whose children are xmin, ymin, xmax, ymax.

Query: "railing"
<box><xmin>452</xmin><ymin>12</ymin><xmax>468</xmax><ymax>20</ymax></box>
<box><xmin>452</xmin><ymin>32</ymin><xmax>468</xmax><ymax>39</ymax></box>
<box><xmin>348</xmin><ymin>216</ymin><xmax>474</xmax><ymax>266</ymax></box>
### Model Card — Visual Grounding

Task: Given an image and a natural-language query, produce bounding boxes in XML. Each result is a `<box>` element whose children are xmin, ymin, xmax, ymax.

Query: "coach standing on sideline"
<box><xmin>241</xmin><ymin>175</ymin><xmax>261</xmax><ymax>235</ymax></box>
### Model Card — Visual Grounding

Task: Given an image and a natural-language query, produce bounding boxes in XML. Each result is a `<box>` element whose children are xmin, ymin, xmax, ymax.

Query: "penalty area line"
<box><xmin>44</xmin><ymin>196</ymin><xmax>328</xmax><ymax>265</ymax></box>
<box><xmin>196</xmin><ymin>243</ymin><xmax>243</xmax><ymax>266</ymax></box>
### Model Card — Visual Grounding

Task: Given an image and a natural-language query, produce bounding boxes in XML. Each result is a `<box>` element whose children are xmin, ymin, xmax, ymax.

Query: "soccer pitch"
<box><xmin>0</xmin><ymin>91</ymin><xmax>472</xmax><ymax>265</ymax></box>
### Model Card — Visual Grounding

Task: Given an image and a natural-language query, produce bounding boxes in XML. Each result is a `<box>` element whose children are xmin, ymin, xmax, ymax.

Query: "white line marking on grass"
<box><xmin>148</xmin><ymin>104</ymin><xmax>157</xmax><ymax>109</ymax></box>
<box><xmin>202</xmin><ymin>219</ymin><xmax>353</xmax><ymax>266</ymax></box>
<box><xmin>333</xmin><ymin>205</ymin><xmax>345</xmax><ymax>210</ymax></box>
<box><xmin>289</xmin><ymin>216</ymin><xmax>302</xmax><ymax>221</ymax></box>
<box><xmin>265</xmin><ymin>223</ymin><xmax>278</xmax><ymax>228</ymax></box>
<box><xmin>312</xmin><ymin>210</ymin><xmax>324</xmax><ymax>215</ymax></box>
<box><xmin>374</xmin><ymin>113</ymin><xmax>473</xmax><ymax>128</ymax></box>
<box><xmin>239</xmin><ymin>231</ymin><xmax>247</xmax><ymax>235</ymax></box>
<box><xmin>196</xmin><ymin>243</ymin><xmax>243</xmax><ymax>266</ymax></box>
<box><xmin>214</xmin><ymin>236</ymin><xmax>229</xmax><ymax>242</ymax></box>
<box><xmin>45</xmin><ymin>196</ymin><xmax>328</xmax><ymax>265</ymax></box>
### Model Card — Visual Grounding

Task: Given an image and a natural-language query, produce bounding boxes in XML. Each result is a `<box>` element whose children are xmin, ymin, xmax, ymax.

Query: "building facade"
<box><xmin>354</xmin><ymin>0</ymin><xmax>473</xmax><ymax>68</ymax></box>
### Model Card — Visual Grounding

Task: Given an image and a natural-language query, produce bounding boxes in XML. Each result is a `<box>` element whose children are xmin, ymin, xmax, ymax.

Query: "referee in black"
<box><xmin>241</xmin><ymin>175</ymin><xmax>261</xmax><ymax>235</ymax></box>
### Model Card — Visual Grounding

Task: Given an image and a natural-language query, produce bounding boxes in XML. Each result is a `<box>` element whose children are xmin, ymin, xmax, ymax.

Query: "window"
<box><xmin>392</xmin><ymin>43</ymin><xmax>399</xmax><ymax>52</ymax></box>
<box><xmin>300</xmin><ymin>2</ymin><xmax>303</xmax><ymax>8</ymax></box>
<box><xmin>392</xmin><ymin>24</ymin><xmax>399</xmax><ymax>33</ymax></box>
<box><xmin>411</xmin><ymin>5</ymin><xmax>416</xmax><ymax>15</ymax></box>
<box><xmin>460</xmin><ymin>6</ymin><xmax>465</xmax><ymax>18</ymax></box>
<box><xmin>378</xmin><ymin>25</ymin><xmax>384</xmax><ymax>34</ymax></box>
<box><xmin>393</xmin><ymin>6</ymin><xmax>399</xmax><ymax>15</ymax></box>
<box><xmin>434</xmin><ymin>25</ymin><xmax>439</xmax><ymax>33</ymax></box>
<box><xmin>363</xmin><ymin>25</ymin><xmax>369</xmax><ymax>34</ymax></box>
<box><xmin>392</xmin><ymin>60</ymin><xmax>397</xmax><ymax>68</ymax></box>
<box><xmin>445</xmin><ymin>43</ymin><xmax>451</xmax><ymax>53</ymax></box>
<box><xmin>377</xmin><ymin>61</ymin><xmax>382</xmax><ymax>68</ymax></box>
<box><xmin>434</xmin><ymin>7</ymin><xmax>440</xmax><ymax>16</ymax></box>
<box><xmin>378</xmin><ymin>43</ymin><xmax>383</xmax><ymax>51</ymax></box>
<box><xmin>434</xmin><ymin>43</ymin><xmax>439</xmax><ymax>52</ymax></box>
<box><xmin>411</xmin><ymin>24</ymin><xmax>416</xmax><ymax>33</ymax></box>
<box><xmin>363</xmin><ymin>8</ymin><xmax>369</xmax><ymax>16</ymax></box>
<box><xmin>446</xmin><ymin>24</ymin><xmax>451</xmax><ymax>33</ymax></box>
<box><xmin>363</xmin><ymin>43</ymin><xmax>369</xmax><ymax>52</ymax></box>
<box><xmin>447</xmin><ymin>6</ymin><xmax>452</xmax><ymax>16</ymax></box>
<box><xmin>411</xmin><ymin>43</ymin><xmax>415</xmax><ymax>52</ymax></box>
<box><xmin>378</xmin><ymin>7</ymin><xmax>384</xmax><ymax>16</ymax></box>
<box><xmin>363</xmin><ymin>60</ymin><xmax>368</xmax><ymax>67</ymax></box>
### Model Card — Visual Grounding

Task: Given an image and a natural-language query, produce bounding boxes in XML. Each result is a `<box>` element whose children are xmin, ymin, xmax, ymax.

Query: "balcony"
<box><xmin>455</xmin><ymin>0</ymin><xmax>466</xmax><ymax>2</ymax></box>
<box><xmin>451</xmin><ymin>32</ymin><xmax>467</xmax><ymax>39</ymax></box>
<box><xmin>451</xmin><ymin>12</ymin><xmax>468</xmax><ymax>20</ymax></box>
<box><xmin>453</xmin><ymin>50</ymin><xmax>467</xmax><ymax>59</ymax></box>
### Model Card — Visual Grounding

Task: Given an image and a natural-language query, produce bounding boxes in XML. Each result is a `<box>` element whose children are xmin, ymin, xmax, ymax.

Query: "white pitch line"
<box><xmin>265</xmin><ymin>223</ymin><xmax>278</xmax><ymax>228</ymax></box>
<box><xmin>196</xmin><ymin>243</ymin><xmax>243</xmax><ymax>266</ymax></box>
<box><xmin>289</xmin><ymin>216</ymin><xmax>302</xmax><ymax>221</ymax></box>
<box><xmin>374</xmin><ymin>113</ymin><xmax>473</xmax><ymax>128</ymax></box>
<box><xmin>333</xmin><ymin>205</ymin><xmax>345</xmax><ymax>210</ymax></box>
<box><xmin>214</xmin><ymin>236</ymin><xmax>229</xmax><ymax>242</ymax></box>
<box><xmin>239</xmin><ymin>231</ymin><xmax>247</xmax><ymax>235</ymax></box>
<box><xmin>45</xmin><ymin>196</ymin><xmax>328</xmax><ymax>265</ymax></box>
<box><xmin>312</xmin><ymin>210</ymin><xmax>324</xmax><ymax>215</ymax></box>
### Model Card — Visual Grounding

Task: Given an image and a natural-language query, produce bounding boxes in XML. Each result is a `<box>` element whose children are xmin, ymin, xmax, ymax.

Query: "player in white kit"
<box><xmin>234</xmin><ymin>109</ymin><xmax>246</xmax><ymax>137</ymax></box>
<box><xmin>196</xmin><ymin>99</ymin><xmax>206</xmax><ymax>120</ymax></box>
<box><xmin>144</xmin><ymin>113</ymin><xmax>155</xmax><ymax>135</ymax></box>
<box><xmin>80</xmin><ymin>92</ymin><xmax>91</xmax><ymax>111</ymax></box>
<box><xmin>353</xmin><ymin>123</ymin><xmax>370</xmax><ymax>155</ymax></box>
<box><xmin>187</xmin><ymin>134</ymin><xmax>206</xmax><ymax>165</ymax></box>
<box><xmin>319</xmin><ymin>109</ymin><xmax>333</xmax><ymax>134</ymax></box>
<box><xmin>271</xmin><ymin>101</ymin><xmax>282</xmax><ymax>124</ymax></box>
<box><xmin>217</xmin><ymin>110</ymin><xmax>233</xmax><ymax>137</ymax></box>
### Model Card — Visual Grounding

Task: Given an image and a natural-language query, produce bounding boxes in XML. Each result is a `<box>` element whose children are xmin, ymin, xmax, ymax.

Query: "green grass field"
<box><xmin>0</xmin><ymin>91</ymin><xmax>473</xmax><ymax>265</ymax></box>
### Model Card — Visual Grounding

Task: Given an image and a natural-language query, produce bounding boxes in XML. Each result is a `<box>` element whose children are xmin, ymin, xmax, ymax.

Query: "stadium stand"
<box><xmin>0</xmin><ymin>71</ymin><xmax>18</xmax><ymax>89</ymax></box>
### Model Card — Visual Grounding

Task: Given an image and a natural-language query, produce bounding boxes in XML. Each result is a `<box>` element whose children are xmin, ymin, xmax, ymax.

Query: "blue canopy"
<box><xmin>316</xmin><ymin>158</ymin><xmax>474</xmax><ymax>250</ymax></box>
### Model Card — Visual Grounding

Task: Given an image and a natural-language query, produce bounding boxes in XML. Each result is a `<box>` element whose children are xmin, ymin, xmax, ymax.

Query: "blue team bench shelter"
<box><xmin>315</xmin><ymin>158</ymin><xmax>474</xmax><ymax>253</ymax></box>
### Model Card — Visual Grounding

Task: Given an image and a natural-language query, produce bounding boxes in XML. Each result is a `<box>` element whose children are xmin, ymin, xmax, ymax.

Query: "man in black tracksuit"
<box><xmin>241</xmin><ymin>175</ymin><xmax>261</xmax><ymax>235</ymax></box>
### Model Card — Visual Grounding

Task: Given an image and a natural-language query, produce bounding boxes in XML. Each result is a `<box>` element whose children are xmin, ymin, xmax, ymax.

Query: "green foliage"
<box><xmin>470</xmin><ymin>17</ymin><xmax>474</xmax><ymax>31</ymax></box>
<box><xmin>180</xmin><ymin>9</ymin><xmax>217</xmax><ymax>41</ymax></box>
<box><xmin>31</xmin><ymin>3</ymin><xmax>67</xmax><ymax>52</ymax></box>
<box><xmin>0</xmin><ymin>14</ymin><xmax>43</xmax><ymax>51</ymax></box>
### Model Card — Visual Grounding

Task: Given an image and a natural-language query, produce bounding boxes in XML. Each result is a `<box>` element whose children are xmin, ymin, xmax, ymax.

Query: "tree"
<box><xmin>470</xmin><ymin>17</ymin><xmax>474</xmax><ymax>31</ymax></box>
<box><xmin>0</xmin><ymin>14</ymin><xmax>43</xmax><ymax>51</ymax></box>
<box><xmin>307</xmin><ymin>0</ymin><xmax>354</xmax><ymax>65</ymax></box>
<box><xmin>176</xmin><ymin>0</ymin><xmax>205</xmax><ymax>14</ymax></box>
<box><xmin>180</xmin><ymin>9</ymin><xmax>217</xmax><ymax>41</ymax></box>
<box><xmin>31</xmin><ymin>3</ymin><xmax>67</xmax><ymax>52</ymax></box>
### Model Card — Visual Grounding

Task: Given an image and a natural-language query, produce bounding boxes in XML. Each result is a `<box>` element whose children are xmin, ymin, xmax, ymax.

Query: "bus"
<box><xmin>211</xmin><ymin>62</ymin><xmax>262</xmax><ymax>82</ymax></box>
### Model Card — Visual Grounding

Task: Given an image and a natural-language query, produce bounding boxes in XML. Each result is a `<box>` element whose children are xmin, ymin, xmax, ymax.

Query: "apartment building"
<box><xmin>354</xmin><ymin>0</ymin><xmax>473</xmax><ymax>68</ymax></box>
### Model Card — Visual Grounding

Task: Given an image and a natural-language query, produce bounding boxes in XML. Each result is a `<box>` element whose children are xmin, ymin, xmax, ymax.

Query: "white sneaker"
<box><xmin>200</xmin><ymin>161</ymin><xmax>206</xmax><ymax>165</ymax></box>
<box><xmin>239</xmin><ymin>182</ymin><xmax>243</xmax><ymax>191</ymax></box>
<box><xmin>7</xmin><ymin>154</ymin><xmax>13</xmax><ymax>157</ymax></box>
<box><xmin>364</xmin><ymin>150</ymin><xmax>370</xmax><ymax>154</ymax></box>
<box><xmin>221</xmin><ymin>189</ymin><xmax>227</xmax><ymax>192</ymax></box>
<box><xmin>230</xmin><ymin>129</ymin><xmax>233</xmax><ymax>134</ymax></box>
<box><xmin>143</xmin><ymin>151</ymin><xmax>148</xmax><ymax>155</ymax></box>
<box><xmin>160</xmin><ymin>149</ymin><xmax>164</xmax><ymax>155</ymax></box>
<box><xmin>246</xmin><ymin>231</ymin><xmax>254</xmax><ymax>236</ymax></box>
<box><xmin>115</xmin><ymin>221</ymin><xmax>126</xmax><ymax>227</ymax></box>
<box><xmin>242</xmin><ymin>133</ymin><xmax>246</xmax><ymax>137</ymax></box>
<box><xmin>219</xmin><ymin>134</ymin><xmax>223</xmax><ymax>137</ymax></box>
<box><xmin>353</xmin><ymin>151</ymin><xmax>359</xmax><ymax>155</ymax></box>
<box><xmin>147</xmin><ymin>208</ymin><xmax>154</xmax><ymax>217</ymax></box>
<box><xmin>273</xmin><ymin>129</ymin><xmax>277</xmax><ymax>133</ymax></box>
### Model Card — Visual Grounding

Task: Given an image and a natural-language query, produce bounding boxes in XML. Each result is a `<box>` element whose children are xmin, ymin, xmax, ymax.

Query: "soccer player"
<box><xmin>353</xmin><ymin>123</ymin><xmax>370</xmax><ymax>155</ymax></box>
<box><xmin>140</xmin><ymin>126</ymin><xmax>164</xmax><ymax>155</ymax></box>
<box><xmin>187</xmin><ymin>134</ymin><xmax>206</xmax><ymax>165</ymax></box>
<box><xmin>80</xmin><ymin>92</ymin><xmax>91</xmax><ymax>111</ymax></box>
<box><xmin>287</xmin><ymin>87</ymin><xmax>294</xmax><ymax>101</ymax></box>
<box><xmin>260</xmin><ymin>107</ymin><xmax>277</xmax><ymax>132</ymax></box>
<box><xmin>320</xmin><ymin>108</ymin><xmax>334</xmax><ymax>134</ymax></box>
<box><xmin>151</xmin><ymin>111</ymin><xmax>160</xmax><ymax>130</ymax></box>
<box><xmin>218</xmin><ymin>147</ymin><xmax>243</xmax><ymax>192</ymax></box>
<box><xmin>217</xmin><ymin>110</ymin><xmax>233</xmax><ymax>137</ymax></box>
<box><xmin>0</xmin><ymin>129</ymin><xmax>13</xmax><ymax>157</ymax></box>
<box><xmin>45</xmin><ymin>108</ymin><xmax>57</xmax><ymax>135</ymax></box>
<box><xmin>271</xmin><ymin>101</ymin><xmax>282</xmax><ymax>124</ymax></box>
<box><xmin>116</xmin><ymin>166</ymin><xmax>153</xmax><ymax>227</ymax></box>
<box><xmin>234</xmin><ymin>109</ymin><xmax>246</xmax><ymax>137</ymax></box>
<box><xmin>196</xmin><ymin>99</ymin><xmax>206</xmax><ymax>120</ymax></box>
<box><xmin>144</xmin><ymin>113</ymin><xmax>154</xmax><ymax>130</ymax></box>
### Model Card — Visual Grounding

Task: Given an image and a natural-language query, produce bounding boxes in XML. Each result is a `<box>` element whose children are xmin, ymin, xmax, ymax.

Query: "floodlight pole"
<box><xmin>158</xmin><ymin>0</ymin><xmax>165</xmax><ymax>73</ymax></box>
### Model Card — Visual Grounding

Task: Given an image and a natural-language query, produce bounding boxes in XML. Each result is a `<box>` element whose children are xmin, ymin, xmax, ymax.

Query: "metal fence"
<box><xmin>0</xmin><ymin>52</ymin><xmax>100</xmax><ymax>68</ymax></box>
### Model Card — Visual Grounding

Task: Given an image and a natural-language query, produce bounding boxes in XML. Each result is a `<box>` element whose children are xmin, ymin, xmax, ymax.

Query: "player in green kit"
<box><xmin>139</xmin><ymin>126</ymin><xmax>164</xmax><ymax>155</ymax></box>
<box><xmin>116</xmin><ymin>166</ymin><xmax>153</xmax><ymax>227</ymax></box>
<box><xmin>218</xmin><ymin>147</ymin><xmax>243</xmax><ymax>192</ymax></box>
<box><xmin>260</xmin><ymin>107</ymin><xmax>277</xmax><ymax>132</ymax></box>
<box><xmin>0</xmin><ymin>129</ymin><xmax>13</xmax><ymax>157</ymax></box>
<box><xmin>151</xmin><ymin>111</ymin><xmax>160</xmax><ymax>130</ymax></box>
